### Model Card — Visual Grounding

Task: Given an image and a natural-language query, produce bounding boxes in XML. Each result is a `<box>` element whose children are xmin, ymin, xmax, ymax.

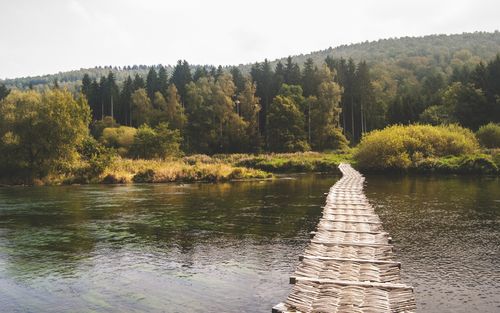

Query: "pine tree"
<box><xmin>250</xmin><ymin>59</ymin><xmax>274</xmax><ymax>145</ymax></box>
<box><xmin>81</xmin><ymin>74</ymin><xmax>92</xmax><ymax>96</ymax></box>
<box><xmin>193</xmin><ymin>66</ymin><xmax>208</xmax><ymax>81</ymax></box>
<box><xmin>230</xmin><ymin>67</ymin><xmax>246</xmax><ymax>94</ymax></box>
<box><xmin>302</xmin><ymin>58</ymin><xmax>318</xmax><ymax>97</ymax></box>
<box><xmin>146</xmin><ymin>67</ymin><xmax>159</xmax><ymax>100</ymax></box>
<box><xmin>170</xmin><ymin>60</ymin><xmax>192</xmax><ymax>103</ymax></box>
<box><xmin>106</xmin><ymin>72</ymin><xmax>119</xmax><ymax>120</ymax></box>
<box><xmin>158</xmin><ymin>66</ymin><xmax>169</xmax><ymax>96</ymax></box>
<box><xmin>120</xmin><ymin>76</ymin><xmax>134</xmax><ymax>125</ymax></box>
<box><xmin>284</xmin><ymin>56</ymin><xmax>301</xmax><ymax>85</ymax></box>
<box><xmin>132</xmin><ymin>74</ymin><xmax>145</xmax><ymax>90</ymax></box>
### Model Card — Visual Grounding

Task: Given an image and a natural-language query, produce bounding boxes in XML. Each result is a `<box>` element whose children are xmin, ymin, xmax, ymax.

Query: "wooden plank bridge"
<box><xmin>273</xmin><ymin>163</ymin><xmax>416</xmax><ymax>313</ymax></box>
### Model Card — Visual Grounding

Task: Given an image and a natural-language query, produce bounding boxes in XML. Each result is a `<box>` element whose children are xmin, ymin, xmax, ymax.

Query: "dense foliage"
<box><xmin>2</xmin><ymin>32</ymin><xmax>500</xmax><ymax>183</ymax></box>
<box><xmin>476</xmin><ymin>123</ymin><xmax>500</xmax><ymax>148</ymax></box>
<box><xmin>355</xmin><ymin>124</ymin><xmax>480</xmax><ymax>170</ymax></box>
<box><xmin>0</xmin><ymin>89</ymin><xmax>90</xmax><ymax>181</ymax></box>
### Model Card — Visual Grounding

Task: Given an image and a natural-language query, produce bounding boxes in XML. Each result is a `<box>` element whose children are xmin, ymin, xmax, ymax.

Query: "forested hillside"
<box><xmin>1</xmin><ymin>31</ymin><xmax>500</xmax><ymax>154</ymax></box>
<box><xmin>1</xmin><ymin>32</ymin><xmax>500</xmax><ymax>183</ymax></box>
<box><xmin>3</xmin><ymin>32</ymin><xmax>500</xmax><ymax>91</ymax></box>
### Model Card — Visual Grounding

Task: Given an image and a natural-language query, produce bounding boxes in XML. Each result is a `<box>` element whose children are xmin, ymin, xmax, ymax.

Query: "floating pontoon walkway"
<box><xmin>273</xmin><ymin>163</ymin><xmax>416</xmax><ymax>313</ymax></box>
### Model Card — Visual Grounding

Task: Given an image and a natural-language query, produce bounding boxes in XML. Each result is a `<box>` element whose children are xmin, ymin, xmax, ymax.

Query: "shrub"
<box><xmin>129</xmin><ymin>123</ymin><xmax>181</xmax><ymax>159</ymax></box>
<box><xmin>476</xmin><ymin>123</ymin><xmax>500</xmax><ymax>148</ymax></box>
<box><xmin>90</xmin><ymin>116</ymin><xmax>118</xmax><ymax>138</ymax></box>
<box><xmin>100</xmin><ymin>126</ymin><xmax>137</xmax><ymax>156</ymax></box>
<box><xmin>355</xmin><ymin>124</ymin><xmax>480</xmax><ymax>170</ymax></box>
<box><xmin>74</xmin><ymin>136</ymin><xmax>115</xmax><ymax>182</ymax></box>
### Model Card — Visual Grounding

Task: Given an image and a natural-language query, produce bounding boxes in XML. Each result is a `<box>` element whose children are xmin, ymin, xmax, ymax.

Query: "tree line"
<box><xmin>78</xmin><ymin>57</ymin><xmax>356</xmax><ymax>154</ymax></box>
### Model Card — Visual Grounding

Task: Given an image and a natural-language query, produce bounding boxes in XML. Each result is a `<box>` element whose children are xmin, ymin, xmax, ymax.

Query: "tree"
<box><xmin>131</xmin><ymin>88</ymin><xmax>153</xmax><ymax>127</ymax></box>
<box><xmin>355</xmin><ymin>61</ymin><xmax>376</xmax><ymax>135</ymax></box>
<box><xmin>120</xmin><ymin>76</ymin><xmax>134</xmax><ymax>126</ymax></box>
<box><xmin>146</xmin><ymin>67</ymin><xmax>159</xmax><ymax>100</ymax></box>
<box><xmin>132</xmin><ymin>74</ymin><xmax>145</xmax><ymax>90</ymax></box>
<box><xmin>129</xmin><ymin>123</ymin><xmax>181</xmax><ymax>159</ymax></box>
<box><xmin>251</xmin><ymin>59</ymin><xmax>274</xmax><ymax>145</ymax></box>
<box><xmin>106</xmin><ymin>72</ymin><xmax>119</xmax><ymax>119</ymax></box>
<box><xmin>302</xmin><ymin>58</ymin><xmax>318</xmax><ymax>97</ymax></box>
<box><xmin>164</xmin><ymin>84</ymin><xmax>187</xmax><ymax>131</ymax></box>
<box><xmin>267</xmin><ymin>90</ymin><xmax>309</xmax><ymax>152</ymax></box>
<box><xmin>309</xmin><ymin>81</ymin><xmax>348</xmax><ymax>150</ymax></box>
<box><xmin>237</xmin><ymin>79</ymin><xmax>261</xmax><ymax>151</ymax></box>
<box><xmin>193</xmin><ymin>66</ymin><xmax>209</xmax><ymax>81</ymax></box>
<box><xmin>230</xmin><ymin>67</ymin><xmax>246</xmax><ymax>93</ymax></box>
<box><xmin>184</xmin><ymin>75</ymin><xmax>247</xmax><ymax>153</ymax></box>
<box><xmin>81</xmin><ymin>74</ymin><xmax>92</xmax><ymax>96</ymax></box>
<box><xmin>284</xmin><ymin>56</ymin><xmax>301</xmax><ymax>85</ymax></box>
<box><xmin>443</xmin><ymin>82</ymin><xmax>490</xmax><ymax>130</ymax></box>
<box><xmin>170</xmin><ymin>60</ymin><xmax>192</xmax><ymax>103</ymax></box>
<box><xmin>0</xmin><ymin>83</ymin><xmax>10</xmax><ymax>101</ymax></box>
<box><xmin>158</xmin><ymin>65</ymin><xmax>169</xmax><ymax>96</ymax></box>
<box><xmin>0</xmin><ymin>89</ymin><xmax>91</xmax><ymax>180</ymax></box>
<box><xmin>88</xmin><ymin>79</ymin><xmax>101</xmax><ymax>121</ymax></box>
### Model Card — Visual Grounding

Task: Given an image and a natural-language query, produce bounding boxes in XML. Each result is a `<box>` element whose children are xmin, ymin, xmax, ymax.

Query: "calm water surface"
<box><xmin>0</xmin><ymin>174</ymin><xmax>499</xmax><ymax>313</ymax></box>
<box><xmin>0</xmin><ymin>174</ymin><xmax>337</xmax><ymax>313</ymax></box>
<box><xmin>365</xmin><ymin>175</ymin><xmax>500</xmax><ymax>313</ymax></box>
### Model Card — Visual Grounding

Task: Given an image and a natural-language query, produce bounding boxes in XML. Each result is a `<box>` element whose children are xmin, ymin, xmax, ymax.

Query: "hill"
<box><xmin>2</xmin><ymin>31</ymin><xmax>500</xmax><ymax>92</ymax></box>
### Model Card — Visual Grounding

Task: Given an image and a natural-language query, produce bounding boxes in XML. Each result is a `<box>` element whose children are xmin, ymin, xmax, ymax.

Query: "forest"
<box><xmin>1</xmin><ymin>32</ymin><xmax>500</xmax><ymax>183</ymax></box>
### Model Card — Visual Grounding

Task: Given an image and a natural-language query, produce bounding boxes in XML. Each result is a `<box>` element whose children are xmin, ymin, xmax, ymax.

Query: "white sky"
<box><xmin>1</xmin><ymin>0</ymin><xmax>499</xmax><ymax>79</ymax></box>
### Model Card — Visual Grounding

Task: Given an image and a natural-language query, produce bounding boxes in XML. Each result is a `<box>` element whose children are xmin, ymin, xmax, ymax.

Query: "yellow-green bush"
<box><xmin>476</xmin><ymin>123</ymin><xmax>500</xmax><ymax>148</ymax></box>
<box><xmin>100</xmin><ymin>126</ymin><xmax>137</xmax><ymax>156</ymax></box>
<box><xmin>354</xmin><ymin>124</ymin><xmax>480</xmax><ymax>170</ymax></box>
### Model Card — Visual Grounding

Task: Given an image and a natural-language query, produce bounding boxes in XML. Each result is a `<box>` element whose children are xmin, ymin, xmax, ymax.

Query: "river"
<box><xmin>0</xmin><ymin>174</ymin><xmax>498</xmax><ymax>312</ymax></box>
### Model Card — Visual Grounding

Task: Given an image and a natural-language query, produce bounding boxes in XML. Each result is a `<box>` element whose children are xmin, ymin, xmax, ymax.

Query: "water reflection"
<box><xmin>0</xmin><ymin>174</ymin><xmax>337</xmax><ymax>312</ymax></box>
<box><xmin>1</xmin><ymin>174</ymin><xmax>498</xmax><ymax>313</ymax></box>
<box><xmin>365</xmin><ymin>175</ymin><xmax>500</xmax><ymax>313</ymax></box>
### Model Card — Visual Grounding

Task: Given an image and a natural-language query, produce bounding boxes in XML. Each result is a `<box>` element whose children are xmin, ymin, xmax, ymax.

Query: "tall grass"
<box><xmin>100</xmin><ymin>157</ymin><xmax>271</xmax><ymax>184</ymax></box>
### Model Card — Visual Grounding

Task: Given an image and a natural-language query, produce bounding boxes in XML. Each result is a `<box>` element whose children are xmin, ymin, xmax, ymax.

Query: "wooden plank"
<box><xmin>323</xmin><ymin>212</ymin><xmax>378</xmax><ymax>217</ymax></box>
<box><xmin>310</xmin><ymin>229</ymin><xmax>388</xmax><ymax>236</ymax></box>
<box><xmin>310</xmin><ymin>239</ymin><xmax>393</xmax><ymax>248</ymax></box>
<box><xmin>319</xmin><ymin>218</ymin><xmax>382</xmax><ymax>224</ymax></box>
<box><xmin>289</xmin><ymin>276</ymin><xmax>413</xmax><ymax>290</ymax></box>
<box><xmin>298</xmin><ymin>255</ymin><xmax>401</xmax><ymax>268</ymax></box>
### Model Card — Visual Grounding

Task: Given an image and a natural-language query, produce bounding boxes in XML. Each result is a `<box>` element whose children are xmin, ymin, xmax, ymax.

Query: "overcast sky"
<box><xmin>1</xmin><ymin>0</ymin><xmax>499</xmax><ymax>79</ymax></box>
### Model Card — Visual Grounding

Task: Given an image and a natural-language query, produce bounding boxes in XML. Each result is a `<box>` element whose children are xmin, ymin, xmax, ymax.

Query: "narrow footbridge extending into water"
<box><xmin>273</xmin><ymin>163</ymin><xmax>416</xmax><ymax>313</ymax></box>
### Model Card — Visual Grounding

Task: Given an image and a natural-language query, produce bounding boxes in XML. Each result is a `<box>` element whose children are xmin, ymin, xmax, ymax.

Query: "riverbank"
<box><xmin>358</xmin><ymin>151</ymin><xmax>500</xmax><ymax>175</ymax></box>
<box><xmin>76</xmin><ymin>152</ymin><xmax>352</xmax><ymax>184</ymax></box>
<box><xmin>2</xmin><ymin>149</ymin><xmax>499</xmax><ymax>186</ymax></box>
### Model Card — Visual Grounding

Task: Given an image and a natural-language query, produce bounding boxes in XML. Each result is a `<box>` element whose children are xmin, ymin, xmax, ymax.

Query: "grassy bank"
<box><xmin>86</xmin><ymin>157</ymin><xmax>271</xmax><ymax>184</ymax></box>
<box><xmin>95</xmin><ymin>151</ymin><xmax>352</xmax><ymax>184</ymax></box>
<box><xmin>218</xmin><ymin>151</ymin><xmax>352</xmax><ymax>173</ymax></box>
<box><xmin>356</xmin><ymin>151</ymin><xmax>499</xmax><ymax>175</ymax></box>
